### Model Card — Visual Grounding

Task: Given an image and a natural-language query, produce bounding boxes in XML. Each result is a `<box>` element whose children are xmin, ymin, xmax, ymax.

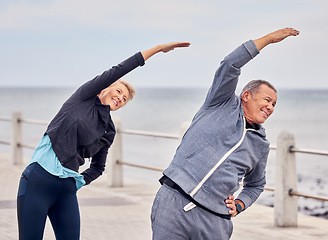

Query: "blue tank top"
<box><xmin>28</xmin><ymin>134</ymin><xmax>85</xmax><ymax>190</ymax></box>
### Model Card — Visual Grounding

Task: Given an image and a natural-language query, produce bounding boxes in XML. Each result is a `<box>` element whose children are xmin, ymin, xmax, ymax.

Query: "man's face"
<box><xmin>242</xmin><ymin>84</ymin><xmax>277</xmax><ymax>124</ymax></box>
<box><xmin>98</xmin><ymin>82</ymin><xmax>129</xmax><ymax>111</ymax></box>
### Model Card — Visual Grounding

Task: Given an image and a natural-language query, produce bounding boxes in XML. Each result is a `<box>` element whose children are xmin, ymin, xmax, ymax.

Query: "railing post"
<box><xmin>107</xmin><ymin>117</ymin><xmax>123</xmax><ymax>187</ymax></box>
<box><xmin>274</xmin><ymin>130</ymin><xmax>298</xmax><ymax>227</ymax></box>
<box><xmin>11</xmin><ymin>110</ymin><xmax>23</xmax><ymax>165</ymax></box>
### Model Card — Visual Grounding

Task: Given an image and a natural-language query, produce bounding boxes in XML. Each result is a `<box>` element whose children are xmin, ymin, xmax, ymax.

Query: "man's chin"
<box><xmin>259</xmin><ymin>119</ymin><xmax>266</xmax><ymax>124</ymax></box>
<box><xmin>254</xmin><ymin>118</ymin><xmax>266</xmax><ymax>124</ymax></box>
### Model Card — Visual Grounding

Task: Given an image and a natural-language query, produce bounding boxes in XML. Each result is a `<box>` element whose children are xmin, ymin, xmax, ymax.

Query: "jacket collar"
<box><xmin>240</xmin><ymin>104</ymin><xmax>267</xmax><ymax>138</ymax></box>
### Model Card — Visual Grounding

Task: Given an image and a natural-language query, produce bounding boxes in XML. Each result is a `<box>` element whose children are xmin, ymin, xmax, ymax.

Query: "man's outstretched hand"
<box><xmin>266</xmin><ymin>27</ymin><xmax>300</xmax><ymax>43</ymax></box>
<box><xmin>254</xmin><ymin>27</ymin><xmax>300</xmax><ymax>51</ymax></box>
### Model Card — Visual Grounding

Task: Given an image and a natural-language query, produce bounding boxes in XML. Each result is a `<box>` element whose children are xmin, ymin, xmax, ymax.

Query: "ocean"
<box><xmin>0</xmin><ymin>87</ymin><xmax>327</xmax><ymax>218</ymax></box>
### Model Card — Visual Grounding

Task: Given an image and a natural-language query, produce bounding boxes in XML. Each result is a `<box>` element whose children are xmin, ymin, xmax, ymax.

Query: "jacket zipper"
<box><xmin>184</xmin><ymin>116</ymin><xmax>250</xmax><ymax>212</ymax></box>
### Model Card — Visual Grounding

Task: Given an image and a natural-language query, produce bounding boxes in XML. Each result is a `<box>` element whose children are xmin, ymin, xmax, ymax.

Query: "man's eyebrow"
<box><xmin>267</xmin><ymin>95</ymin><xmax>277</xmax><ymax>104</ymax></box>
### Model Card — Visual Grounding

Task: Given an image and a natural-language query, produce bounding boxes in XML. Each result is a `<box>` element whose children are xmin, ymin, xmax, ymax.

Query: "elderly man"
<box><xmin>151</xmin><ymin>28</ymin><xmax>299</xmax><ymax>240</ymax></box>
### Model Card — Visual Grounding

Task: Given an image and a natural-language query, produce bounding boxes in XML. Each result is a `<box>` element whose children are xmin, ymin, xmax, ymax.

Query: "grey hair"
<box><xmin>115</xmin><ymin>79</ymin><xmax>136</xmax><ymax>101</ymax></box>
<box><xmin>239</xmin><ymin>80</ymin><xmax>277</xmax><ymax>98</ymax></box>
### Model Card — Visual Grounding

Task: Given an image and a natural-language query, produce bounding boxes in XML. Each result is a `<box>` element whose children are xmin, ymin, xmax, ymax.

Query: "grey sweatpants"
<box><xmin>151</xmin><ymin>184</ymin><xmax>233</xmax><ymax>240</ymax></box>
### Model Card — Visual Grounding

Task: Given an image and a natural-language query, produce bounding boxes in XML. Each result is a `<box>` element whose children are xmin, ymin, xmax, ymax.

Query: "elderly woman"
<box><xmin>17</xmin><ymin>41</ymin><xmax>190</xmax><ymax>240</ymax></box>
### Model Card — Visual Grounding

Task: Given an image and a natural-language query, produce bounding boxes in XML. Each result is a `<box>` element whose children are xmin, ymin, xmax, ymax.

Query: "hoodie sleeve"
<box><xmin>81</xmin><ymin>146</ymin><xmax>108</xmax><ymax>185</ymax></box>
<box><xmin>203</xmin><ymin>40</ymin><xmax>259</xmax><ymax>108</ymax></box>
<box><xmin>236</xmin><ymin>151</ymin><xmax>269</xmax><ymax>210</ymax></box>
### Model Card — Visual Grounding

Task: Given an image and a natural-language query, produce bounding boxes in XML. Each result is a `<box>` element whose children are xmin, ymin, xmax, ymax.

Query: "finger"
<box><xmin>292</xmin><ymin>29</ymin><xmax>300</xmax><ymax>36</ymax></box>
<box><xmin>285</xmin><ymin>28</ymin><xmax>300</xmax><ymax>36</ymax></box>
<box><xmin>226</xmin><ymin>204</ymin><xmax>234</xmax><ymax>209</ymax></box>
<box><xmin>174</xmin><ymin>42</ymin><xmax>191</xmax><ymax>48</ymax></box>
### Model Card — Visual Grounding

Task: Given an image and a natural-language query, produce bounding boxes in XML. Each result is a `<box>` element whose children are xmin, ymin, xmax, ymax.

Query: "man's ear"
<box><xmin>242</xmin><ymin>90</ymin><xmax>251</xmax><ymax>102</ymax></box>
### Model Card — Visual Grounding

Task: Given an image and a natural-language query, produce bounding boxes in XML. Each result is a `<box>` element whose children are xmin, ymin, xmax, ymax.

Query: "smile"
<box><xmin>112</xmin><ymin>99</ymin><xmax>118</xmax><ymax>106</ymax></box>
<box><xmin>261</xmin><ymin>109</ymin><xmax>269</xmax><ymax>118</ymax></box>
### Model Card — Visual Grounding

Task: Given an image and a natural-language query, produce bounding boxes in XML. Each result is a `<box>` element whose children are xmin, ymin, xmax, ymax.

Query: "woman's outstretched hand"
<box><xmin>159</xmin><ymin>42</ymin><xmax>191</xmax><ymax>53</ymax></box>
<box><xmin>142</xmin><ymin>42</ymin><xmax>191</xmax><ymax>61</ymax></box>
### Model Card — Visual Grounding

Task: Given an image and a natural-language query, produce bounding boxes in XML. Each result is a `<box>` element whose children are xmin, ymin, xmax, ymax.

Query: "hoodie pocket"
<box><xmin>185</xmin><ymin>141</ymin><xmax>209</xmax><ymax>159</ymax></box>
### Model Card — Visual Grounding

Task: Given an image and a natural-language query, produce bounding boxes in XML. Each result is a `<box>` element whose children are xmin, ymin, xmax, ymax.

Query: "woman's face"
<box><xmin>98</xmin><ymin>82</ymin><xmax>129</xmax><ymax>111</ymax></box>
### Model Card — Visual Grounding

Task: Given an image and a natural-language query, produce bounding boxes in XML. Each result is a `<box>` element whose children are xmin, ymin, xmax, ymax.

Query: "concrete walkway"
<box><xmin>1</xmin><ymin>153</ymin><xmax>327</xmax><ymax>240</ymax></box>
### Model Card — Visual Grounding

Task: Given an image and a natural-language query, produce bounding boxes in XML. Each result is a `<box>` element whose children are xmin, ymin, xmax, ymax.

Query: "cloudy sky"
<box><xmin>1</xmin><ymin>0</ymin><xmax>327</xmax><ymax>89</ymax></box>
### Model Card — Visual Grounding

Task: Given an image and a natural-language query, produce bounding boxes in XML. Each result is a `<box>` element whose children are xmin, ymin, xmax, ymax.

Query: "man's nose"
<box><xmin>267</xmin><ymin>104</ymin><xmax>274</xmax><ymax>112</ymax></box>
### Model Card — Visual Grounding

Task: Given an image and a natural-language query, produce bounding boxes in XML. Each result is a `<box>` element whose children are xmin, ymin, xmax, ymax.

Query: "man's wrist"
<box><xmin>235</xmin><ymin>202</ymin><xmax>243</xmax><ymax>216</ymax></box>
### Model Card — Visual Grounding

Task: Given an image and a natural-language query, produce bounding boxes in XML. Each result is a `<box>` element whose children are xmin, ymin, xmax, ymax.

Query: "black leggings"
<box><xmin>17</xmin><ymin>162</ymin><xmax>80</xmax><ymax>240</ymax></box>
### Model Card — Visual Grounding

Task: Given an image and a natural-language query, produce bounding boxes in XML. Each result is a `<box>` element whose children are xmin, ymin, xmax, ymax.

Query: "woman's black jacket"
<box><xmin>46</xmin><ymin>52</ymin><xmax>145</xmax><ymax>185</ymax></box>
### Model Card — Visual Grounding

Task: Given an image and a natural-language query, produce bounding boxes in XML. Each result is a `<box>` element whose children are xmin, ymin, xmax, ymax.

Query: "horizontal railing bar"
<box><xmin>19</xmin><ymin>143</ymin><xmax>37</xmax><ymax>150</ymax></box>
<box><xmin>290</xmin><ymin>190</ymin><xmax>328</xmax><ymax>202</ymax></box>
<box><xmin>0</xmin><ymin>117</ymin><xmax>49</xmax><ymax>125</ymax></box>
<box><xmin>0</xmin><ymin>140</ymin><xmax>10</xmax><ymax>145</ymax></box>
<box><xmin>290</xmin><ymin>147</ymin><xmax>328</xmax><ymax>156</ymax></box>
<box><xmin>120</xmin><ymin>129</ymin><xmax>180</xmax><ymax>140</ymax></box>
<box><xmin>264</xmin><ymin>186</ymin><xmax>274</xmax><ymax>192</ymax></box>
<box><xmin>20</xmin><ymin>118</ymin><xmax>49</xmax><ymax>125</ymax></box>
<box><xmin>0</xmin><ymin>117</ymin><xmax>11</xmax><ymax>122</ymax></box>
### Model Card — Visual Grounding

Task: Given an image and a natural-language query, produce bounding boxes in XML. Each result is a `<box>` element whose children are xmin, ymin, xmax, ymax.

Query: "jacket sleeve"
<box><xmin>204</xmin><ymin>40</ymin><xmax>259</xmax><ymax>108</ymax></box>
<box><xmin>71</xmin><ymin>52</ymin><xmax>145</xmax><ymax>102</ymax></box>
<box><xmin>81</xmin><ymin>146</ymin><xmax>108</xmax><ymax>185</ymax></box>
<box><xmin>236</xmin><ymin>151</ymin><xmax>269</xmax><ymax>210</ymax></box>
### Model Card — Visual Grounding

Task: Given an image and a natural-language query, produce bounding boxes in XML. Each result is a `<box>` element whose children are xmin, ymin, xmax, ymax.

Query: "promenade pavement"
<box><xmin>1</xmin><ymin>153</ymin><xmax>327</xmax><ymax>240</ymax></box>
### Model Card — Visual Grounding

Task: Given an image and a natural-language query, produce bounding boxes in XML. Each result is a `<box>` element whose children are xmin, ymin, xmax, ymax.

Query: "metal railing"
<box><xmin>1</xmin><ymin>111</ymin><xmax>328</xmax><ymax>227</ymax></box>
